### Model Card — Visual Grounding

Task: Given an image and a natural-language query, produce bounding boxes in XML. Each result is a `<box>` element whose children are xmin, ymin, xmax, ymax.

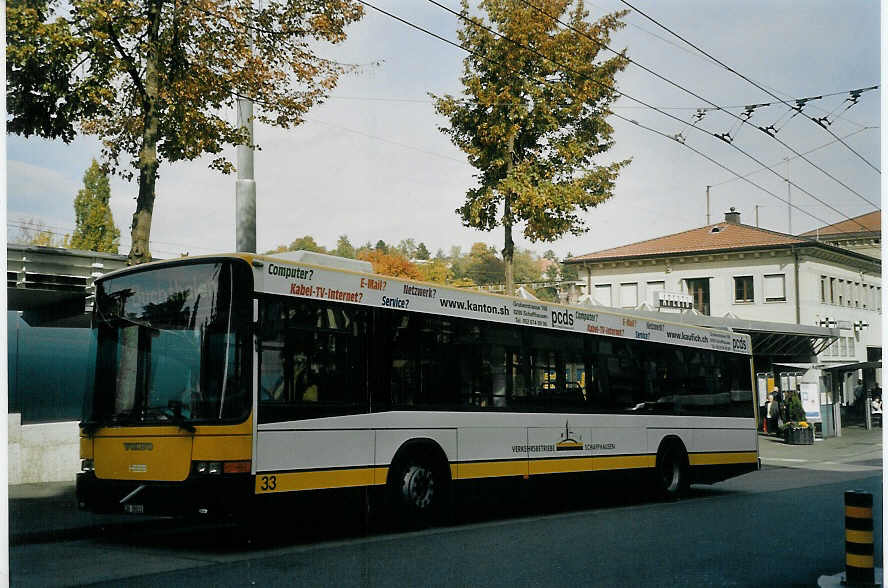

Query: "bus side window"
<box><xmin>257</xmin><ymin>298</ymin><xmax>368</xmax><ymax>423</ymax></box>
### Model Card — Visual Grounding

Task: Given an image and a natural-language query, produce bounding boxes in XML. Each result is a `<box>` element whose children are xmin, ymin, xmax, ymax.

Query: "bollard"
<box><xmin>844</xmin><ymin>490</ymin><xmax>875</xmax><ymax>585</ymax></box>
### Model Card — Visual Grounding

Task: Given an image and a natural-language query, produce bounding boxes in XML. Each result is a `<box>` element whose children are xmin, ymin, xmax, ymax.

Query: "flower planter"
<box><xmin>784</xmin><ymin>426</ymin><xmax>814</xmax><ymax>445</ymax></box>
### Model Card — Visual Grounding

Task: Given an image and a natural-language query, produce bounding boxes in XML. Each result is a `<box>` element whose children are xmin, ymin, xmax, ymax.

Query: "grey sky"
<box><xmin>6</xmin><ymin>0</ymin><xmax>881</xmax><ymax>261</ymax></box>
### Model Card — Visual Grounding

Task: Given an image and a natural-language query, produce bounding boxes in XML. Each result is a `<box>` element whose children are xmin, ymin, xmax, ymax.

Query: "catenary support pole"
<box><xmin>235</xmin><ymin>96</ymin><xmax>256</xmax><ymax>253</ymax></box>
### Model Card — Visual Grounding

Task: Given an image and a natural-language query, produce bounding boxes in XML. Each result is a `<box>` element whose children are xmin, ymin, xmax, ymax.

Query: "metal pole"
<box><xmin>755</xmin><ymin>204</ymin><xmax>759</xmax><ymax>227</ymax></box>
<box><xmin>236</xmin><ymin>99</ymin><xmax>256</xmax><ymax>253</ymax></box>
<box><xmin>235</xmin><ymin>0</ymin><xmax>256</xmax><ymax>253</ymax></box>
<box><xmin>785</xmin><ymin>158</ymin><xmax>791</xmax><ymax>234</ymax></box>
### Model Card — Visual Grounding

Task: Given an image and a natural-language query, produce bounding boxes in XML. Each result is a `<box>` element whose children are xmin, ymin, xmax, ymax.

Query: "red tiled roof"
<box><xmin>799</xmin><ymin>210</ymin><xmax>881</xmax><ymax>237</ymax></box>
<box><xmin>568</xmin><ymin>222</ymin><xmax>808</xmax><ymax>262</ymax></box>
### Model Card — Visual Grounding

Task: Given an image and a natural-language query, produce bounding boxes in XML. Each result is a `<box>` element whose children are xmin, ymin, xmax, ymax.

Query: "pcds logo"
<box><xmin>551</xmin><ymin>310</ymin><xmax>575</xmax><ymax>328</ymax></box>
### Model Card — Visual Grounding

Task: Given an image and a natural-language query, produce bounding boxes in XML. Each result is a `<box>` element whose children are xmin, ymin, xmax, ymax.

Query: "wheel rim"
<box><xmin>401</xmin><ymin>465</ymin><xmax>435</xmax><ymax>509</ymax></box>
<box><xmin>660</xmin><ymin>453</ymin><xmax>681</xmax><ymax>493</ymax></box>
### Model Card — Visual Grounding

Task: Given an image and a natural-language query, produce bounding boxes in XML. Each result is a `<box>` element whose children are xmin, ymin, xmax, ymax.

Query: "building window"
<box><xmin>734</xmin><ymin>276</ymin><xmax>754</xmax><ymax>303</ymax></box>
<box><xmin>830</xmin><ymin>277</ymin><xmax>836</xmax><ymax>304</ymax></box>
<box><xmin>685</xmin><ymin>278</ymin><xmax>710</xmax><ymax>315</ymax></box>
<box><xmin>620</xmin><ymin>283</ymin><xmax>638</xmax><ymax>308</ymax></box>
<box><xmin>594</xmin><ymin>284</ymin><xmax>612</xmax><ymax>307</ymax></box>
<box><xmin>764</xmin><ymin>274</ymin><xmax>786</xmax><ymax>302</ymax></box>
<box><xmin>820</xmin><ymin>276</ymin><xmax>827</xmax><ymax>303</ymax></box>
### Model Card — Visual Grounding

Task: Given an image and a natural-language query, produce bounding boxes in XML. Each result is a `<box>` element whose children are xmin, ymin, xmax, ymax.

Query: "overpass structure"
<box><xmin>8</xmin><ymin>244</ymin><xmax>128</xmax><ymax>327</ymax></box>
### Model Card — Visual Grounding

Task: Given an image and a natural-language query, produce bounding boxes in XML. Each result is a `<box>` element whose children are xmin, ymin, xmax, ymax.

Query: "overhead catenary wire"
<box><xmin>709</xmin><ymin>127</ymin><xmax>877</xmax><ymax>188</ymax></box>
<box><xmin>327</xmin><ymin>92</ymin><xmax>878</xmax><ymax>115</ymax></box>
<box><xmin>356</xmin><ymin>0</ymin><xmax>848</xmax><ymax>233</ymax></box>
<box><xmin>617</xmin><ymin>0</ymin><xmax>881</xmax><ymax>174</ymax></box>
<box><xmin>416</xmin><ymin>0</ymin><xmax>873</xmax><ymax>232</ymax></box>
<box><xmin>514</xmin><ymin>0</ymin><xmax>879</xmax><ymax>208</ymax></box>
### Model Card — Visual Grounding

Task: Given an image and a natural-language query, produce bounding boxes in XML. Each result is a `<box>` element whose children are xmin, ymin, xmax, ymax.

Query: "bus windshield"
<box><xmin>87</xmin><ymin>260</ymin><xmax>252</xmax><ymax>427</ymax></box>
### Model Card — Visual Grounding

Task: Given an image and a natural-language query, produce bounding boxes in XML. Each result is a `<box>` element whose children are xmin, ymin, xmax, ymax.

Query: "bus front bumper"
<box><xmin>76</xmin><ymin>472</ymin><xmax>253</xmax><ymax>518</ymax></box>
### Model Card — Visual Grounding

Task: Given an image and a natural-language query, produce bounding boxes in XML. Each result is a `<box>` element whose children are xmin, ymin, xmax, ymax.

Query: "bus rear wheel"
<box><xmin>656</xmin><ymin>442</ymin><xmax>689</xmax><ymax>499</ymax></box>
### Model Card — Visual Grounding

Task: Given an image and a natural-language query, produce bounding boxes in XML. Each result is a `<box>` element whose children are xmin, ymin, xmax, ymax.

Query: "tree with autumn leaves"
<box><xmin>7</xmin><ymin>0</ymin><xmax>364</xmax><ymax>264</ymax></box>
<box><xmin>433</xmin><ymin>0</ymin><xmax>630</xmax><ymax>295</ymax></box>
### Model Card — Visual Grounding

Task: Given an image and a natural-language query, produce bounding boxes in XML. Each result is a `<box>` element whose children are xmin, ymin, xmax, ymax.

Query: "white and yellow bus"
<box><xmin>77</xmin><ymin>251</ymin><xmax>758</xmax><ymax>521</ymax></box>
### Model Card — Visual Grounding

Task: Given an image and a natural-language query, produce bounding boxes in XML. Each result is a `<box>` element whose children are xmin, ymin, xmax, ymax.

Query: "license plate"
<box><xmin>124</xmin><ymin>504</ymin><xmax>144</xmax><ymax>514</ymax></box>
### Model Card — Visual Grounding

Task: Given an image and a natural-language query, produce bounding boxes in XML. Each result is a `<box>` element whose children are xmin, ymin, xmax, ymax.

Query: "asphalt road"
<box><xmin>10</xmin><ymin>463</ymin><xmax>882</xmax><ymax>588</ymax></box>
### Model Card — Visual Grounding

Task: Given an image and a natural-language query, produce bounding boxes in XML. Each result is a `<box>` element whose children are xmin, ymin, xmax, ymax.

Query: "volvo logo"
<box><xmin>123</xmin><ymin>443</ymin><xmax>154</xmax><ymax>451</ymax></box>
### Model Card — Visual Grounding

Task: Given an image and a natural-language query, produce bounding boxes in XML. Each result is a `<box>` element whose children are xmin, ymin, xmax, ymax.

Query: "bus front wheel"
<box><xmin>656</xmin><ymin>441</ymin><xmax>689</xmax><ymax>499</ymax></box>
<box><xmin>388</xmin><ymin>450</ymin><xmax>448</xmax><ymax>526</ymax></box>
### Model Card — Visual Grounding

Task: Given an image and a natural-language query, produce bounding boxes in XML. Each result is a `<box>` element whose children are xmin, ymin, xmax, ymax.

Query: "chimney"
<box><xmin>724</xmin><ymin>207</ymin><xmax>741</xmax><ymax>225</ymax></box>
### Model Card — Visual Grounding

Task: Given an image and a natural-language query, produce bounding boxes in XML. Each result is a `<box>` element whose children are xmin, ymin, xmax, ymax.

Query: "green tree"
<box><xmin>287</xmin><ymin>236</ymin><xmax>327</xmax><ymax>254</ymax></box>
<box><xmin>67</xmin><ymin>159</ymin><xmax>120</xmax><ymax>253</ymax></box>
<box><xmin>416</xmin><ymin>258</ymin><xmax>451</xmax><ymax>284</ymax></box>
<box><xmin>375</xmin><ymin>240</ymin><xmax>389</xmax><ymax>254</ymax></box>
<box><xmin>333</xmin><ymin>235</ymin><xmax>356</xmax><ymax>258</ymax></box>
<box><xmin>433</xmin><ymin>0</ymin><xmax>630</xmax><ymax>295</ymax></box>
<box><xmin>464</xmin><ymin>242</ymin><xmax>504</xmax><ymax>285</ymax></box>
<box><xmin>265</xmin><ymin>235</ymin><xmax>327</xmax><ymax>255</ymax></box>
<box><xmin>415</xmin><ymin>242</ymin><xmax>431</xmax><ymax>260</ymax></box>
<box><xmin>561</xmin><ymin>251</ymin><xmax>579</xmax><ymax>281</ymax></box>
<box><xmin>512</xmin><ymin>248</ymin><xmax>542</xmax><ymax>283</ymax></box>
<box><xmin>396</xmin><ymin>238</ymin><xmax>417</xmax><ymax>259</ymax></box>
<box><xmin>7</xmin><ymin>0</ymin><xmax>364</xmax><ymax>264</ymax></box>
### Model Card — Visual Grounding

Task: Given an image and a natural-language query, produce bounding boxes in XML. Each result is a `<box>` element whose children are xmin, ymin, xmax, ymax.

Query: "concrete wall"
<box><xmin>8</xmin><ymin>414</ymin><xmax>80</xmax><ymax>484</ymax></box>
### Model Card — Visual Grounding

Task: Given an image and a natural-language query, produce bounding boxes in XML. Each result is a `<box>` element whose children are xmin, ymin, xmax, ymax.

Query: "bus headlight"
<box><xmin>81</xmin><ymin>459</ymin><xmax>94</xmax><ymax>472</ymax></box>
<box><xmin>193</xmin><ymin>461</ymin><xmax>221</xmax><ymax>475</ymax></box>
<box><xmin>193</xmin><ymin>460</ymin><xmax>250</xmax><ymax>475</ymax></box>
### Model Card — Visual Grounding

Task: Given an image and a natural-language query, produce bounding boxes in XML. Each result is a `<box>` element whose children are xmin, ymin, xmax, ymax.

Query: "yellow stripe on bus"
<box><xmin>457</xmin><ymin>460</ymin><xmax>528</xmax><ymax>480</ymax></box>
<box><xmin>688</xmin><ymin>452</ymin><xmax>758</xmax><ymax>466</ymax></box>
<box><xmin>527</xmin><ymin>455</ymin><xmax>655</xmax><ymax>476</ymax></box>
<box><xmin>255</xmin><ymin>467</ymin><xmax>388</xmax><ymax>494</ymax></box>
<box><xmin>254</xmin><ymin>450</ymin><xmax>758</xmax><ymax>493</ymax></box>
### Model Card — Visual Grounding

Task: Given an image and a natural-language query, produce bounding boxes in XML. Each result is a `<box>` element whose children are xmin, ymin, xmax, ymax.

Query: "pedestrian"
<box><xmin>766</xmin><ymin>394</ymin><xmax>779</xmax><ymax>436</ymax></box>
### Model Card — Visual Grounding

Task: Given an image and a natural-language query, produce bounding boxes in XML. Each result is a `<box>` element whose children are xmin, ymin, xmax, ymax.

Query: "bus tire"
<box><xmin>656</xmin><ymin>439</ymin><xmax>689</xmax><ymax>499</ymax></box>
<box><xmin>388</xmin><ymin>445</ymin><xmax>450</xmax><ymax>527</ymax></box>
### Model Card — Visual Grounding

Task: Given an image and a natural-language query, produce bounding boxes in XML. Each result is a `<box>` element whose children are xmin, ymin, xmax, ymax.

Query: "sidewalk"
<box><xmin>759</xmin><ymin>424</ymin><xmax>884</xmax><ymax>473</ymax></box>
<box><xmin>8</xmin><ymin>426</ymin><xmax>883</xmax><ymax>545</ymax></box>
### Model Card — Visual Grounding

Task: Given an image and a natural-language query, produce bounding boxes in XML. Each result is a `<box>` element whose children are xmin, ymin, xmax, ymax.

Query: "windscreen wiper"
<box><xmin>150</xmin><ymin>402</ymin><xmax>196</xmax><ymax>433</ymax></box>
